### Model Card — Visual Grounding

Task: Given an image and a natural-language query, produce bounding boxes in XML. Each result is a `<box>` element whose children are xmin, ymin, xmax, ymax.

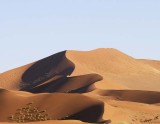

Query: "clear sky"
<box><xmin>0</xmin><ymin>0</ymin><xmax>160</xmax><ymax>72</ymax></box>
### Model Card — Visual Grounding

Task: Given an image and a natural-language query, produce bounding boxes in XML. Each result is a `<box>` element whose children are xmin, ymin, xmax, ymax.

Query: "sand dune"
<box><xmin>0</xmin><ymin>88</ymin><xmax>105</xmax><ymax>123</ymax></box>
<box><xmin>67</xmin><ymin>48</ymin><xmax>160</xmax><ymax>91</ymax></box>
<box><xmin>0</xmin><ymin>48</ymin><xmax>160</xmax><ymax>124</ymax></box>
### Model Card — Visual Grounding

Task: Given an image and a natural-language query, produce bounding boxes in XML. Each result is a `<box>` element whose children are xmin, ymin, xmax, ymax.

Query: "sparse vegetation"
<box><xmin>8</xmin><ymin>102</ymin><xmax>52</xmax><ymax>123</ymax></box>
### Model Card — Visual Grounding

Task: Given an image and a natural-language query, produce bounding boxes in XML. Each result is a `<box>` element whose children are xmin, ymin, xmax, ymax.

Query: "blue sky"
<box><xmin>0</xmin><ymin>0</ymin><xmax>160</xmax><ymax>72</ymax></box>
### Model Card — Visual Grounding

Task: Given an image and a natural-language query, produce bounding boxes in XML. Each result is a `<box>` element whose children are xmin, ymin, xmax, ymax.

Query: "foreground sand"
<box><xmin>0</xmin><ymin>48</ymin><xmax>160</xmax><ymax>124</ymax></box>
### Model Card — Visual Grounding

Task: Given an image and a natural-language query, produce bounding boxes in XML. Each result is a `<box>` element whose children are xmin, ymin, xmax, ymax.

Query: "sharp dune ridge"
<box><xmin>0</xmin><ymin>48</ymin><xmax>160</xmax><ymax>124</ymax></box>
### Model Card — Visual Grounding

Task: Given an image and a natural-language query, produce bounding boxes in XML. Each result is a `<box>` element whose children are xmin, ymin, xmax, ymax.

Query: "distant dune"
<box><xmin>0</xmin><ymin>48</ymin><xmax>160</xmax><ymax>124</ymax></box>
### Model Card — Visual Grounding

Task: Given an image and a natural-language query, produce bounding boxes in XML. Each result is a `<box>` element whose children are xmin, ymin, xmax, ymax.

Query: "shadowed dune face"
<box><xmin>67</xmin><ymin>105</ymin><xmax>104</xmax><ymax>123</ymax></box>
<box><xmin>19</xmin><ymin>50</ymin><xmax>103</xmax><ymax>94</ymax></box>
<box><xmin>21</xmin><ymin>51</ymin><xmax>75</xmax><ymax>88</ymax></box>
<box><xmin>21</xmin><ymin>74</ymin><xmax>102</xmax><ymax>93</ymax></box>
<box><xmin>98</xmin><ymin>90</ymin><xmax>160</xmax><ymax>104</ymax></box>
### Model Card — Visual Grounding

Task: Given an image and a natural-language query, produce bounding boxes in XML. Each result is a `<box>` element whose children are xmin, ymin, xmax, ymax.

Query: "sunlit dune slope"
<box><xmin>138</xmin><ymin>59</ymin><xmax>160</xmax><ymax>71</ymax></box>
<box><xmin>66</xmin><ymin>48</ymin><xmax>160</xmax><ymax>91</ymax></box>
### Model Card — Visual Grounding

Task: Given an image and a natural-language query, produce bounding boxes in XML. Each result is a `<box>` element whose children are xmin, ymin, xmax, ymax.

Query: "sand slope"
<box><xmin>67</xmin><ymin>48</ymin><xmax>160</xmax><ymax>91</ymax></box>
<box><xmin>0</xmin><ymin>48</ymin><xmax>160</xmax><ymax>124</ymax></box>
<box><xmin>138</xmin><ymin>59</ymin><xmax>160</xmax><ymax>71</ymax></box>
<box><xmin>0</xmin><ymin>88</ymin><xmax>105</xmax><ymax>123</ymax></box>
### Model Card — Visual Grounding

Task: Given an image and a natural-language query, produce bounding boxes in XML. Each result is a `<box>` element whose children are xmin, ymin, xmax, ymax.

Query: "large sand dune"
<box><xmin>0</xmin><ymin>48</ymin><xmax>160</xmax><ymax>124</ymax></box>
<box><xmin>67</xmin><ymin>48</ymin><xmax>160</xmax><ymax>91</ymax></box>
